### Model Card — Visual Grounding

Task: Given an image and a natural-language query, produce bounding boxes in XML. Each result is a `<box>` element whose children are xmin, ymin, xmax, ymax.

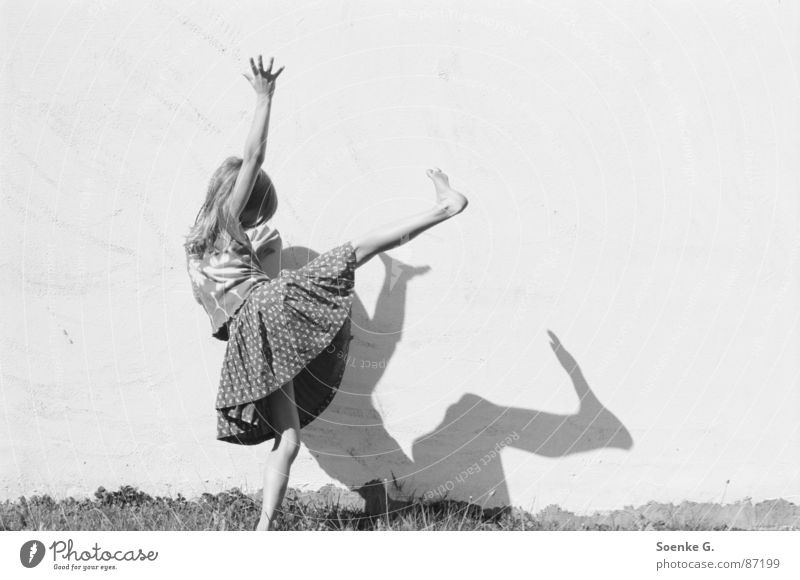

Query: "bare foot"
<box><xmin>254</xmin><ymin>513</ymin><xmax>271</xmax><ymax>531</ymax></box>
<box><xmin>426</xmin><ymin>167</ymin><xmax>469</xmax><ymax>217</ymax></box>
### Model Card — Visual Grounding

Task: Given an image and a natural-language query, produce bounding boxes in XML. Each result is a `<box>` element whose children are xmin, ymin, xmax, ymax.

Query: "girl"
<box><xmin>183</xmin><ymin>55</ymin><xmax>468</xmax><ymax>531</ymax></box>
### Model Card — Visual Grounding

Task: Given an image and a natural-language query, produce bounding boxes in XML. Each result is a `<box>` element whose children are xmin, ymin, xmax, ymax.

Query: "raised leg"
<box><xmin>349</xmin><ymin>168</ymin><xmax>468</xmax><ymax>268</ymax></box>
<box><xmin>255</xmin><ymin>379</ymin><xmax>301</xmax><ymax>531</ymax></box>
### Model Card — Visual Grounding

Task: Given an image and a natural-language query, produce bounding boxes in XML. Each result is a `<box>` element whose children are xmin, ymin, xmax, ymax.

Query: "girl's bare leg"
<box><xmin>349</xmin><ymin>168</ymin><xmax>469</xmax><ymax>267</ymax></box>
<box><xmin>255</xmin><ymin>379</ymin><xmax>301</xmax><ymax>531</ymax></box>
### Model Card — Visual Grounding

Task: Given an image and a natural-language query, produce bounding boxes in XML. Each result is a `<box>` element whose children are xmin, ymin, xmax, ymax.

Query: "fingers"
<box><xmin>247</xmin><ymin>55</ymin><xmax>283</xmax><ymax>80</ymax></box>
<box><xmin>242</xmin><ymin>72</ymin><xmax>254</xmax><ymax>85</ymax></box>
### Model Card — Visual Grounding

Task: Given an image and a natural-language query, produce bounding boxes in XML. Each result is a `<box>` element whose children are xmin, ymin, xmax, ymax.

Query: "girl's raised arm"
<box><xmin>223</xmin><ymin>55</ymin><xmax>284</xmax><ymax>222</ymax></box>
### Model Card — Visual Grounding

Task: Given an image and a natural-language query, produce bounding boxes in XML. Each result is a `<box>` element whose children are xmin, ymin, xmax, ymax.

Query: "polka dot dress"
<box><xmin>215</xmin><ymin>241</ymin><xmax>357</xmax><ymax>445</ymax></box>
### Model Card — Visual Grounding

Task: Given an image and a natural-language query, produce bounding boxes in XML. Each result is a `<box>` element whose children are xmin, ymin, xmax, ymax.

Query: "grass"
<box><xmin>1</xmin><ymin>485</ymin><xmax>797</xmax><ymax>531</ymax></box>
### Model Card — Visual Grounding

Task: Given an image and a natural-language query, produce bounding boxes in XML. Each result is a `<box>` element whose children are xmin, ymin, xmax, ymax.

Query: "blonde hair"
<box><xmin>183</xmin><ymin>156</ymin><xmax>277</xmax><ymax>258</ymax></box>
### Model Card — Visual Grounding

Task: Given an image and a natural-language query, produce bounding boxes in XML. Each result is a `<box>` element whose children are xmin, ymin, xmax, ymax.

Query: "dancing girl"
<box><xmin>183</xmin><ymin>56</ymin><xmax>468</xmax><ymax>530</ymax></box>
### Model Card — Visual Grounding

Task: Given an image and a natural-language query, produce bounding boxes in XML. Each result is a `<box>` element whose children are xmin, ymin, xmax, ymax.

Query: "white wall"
<box><xmin>1</xmin><ymin>0</ymin><xmax>797</xmax><ymax>514</ymax></box>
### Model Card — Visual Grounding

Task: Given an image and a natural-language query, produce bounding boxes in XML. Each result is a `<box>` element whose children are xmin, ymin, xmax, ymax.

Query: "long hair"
<box><xmin>183</xmin><ymin>156</ymin><xmax>277</xmax><ymax>258</ymax></box>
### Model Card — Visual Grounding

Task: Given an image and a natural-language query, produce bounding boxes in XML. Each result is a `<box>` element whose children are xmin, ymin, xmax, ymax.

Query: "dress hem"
<box><xmin>214</xmin><ymin>241</ymin><xmax>357</xmax><ymax>446</ymax></box>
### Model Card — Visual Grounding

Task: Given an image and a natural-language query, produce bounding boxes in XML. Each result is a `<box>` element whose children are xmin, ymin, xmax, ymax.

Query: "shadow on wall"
<box><xmin>282</xmin><ymin>246</ymin><xmax>633</xmax><ymax>515</ymax></box>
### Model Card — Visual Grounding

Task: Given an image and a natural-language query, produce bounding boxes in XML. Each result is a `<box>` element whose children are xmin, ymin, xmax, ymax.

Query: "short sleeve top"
<box><xmin>186</xmin><ymin>221</ymin><xmax>283</xmax><ymax>340</ymax></box>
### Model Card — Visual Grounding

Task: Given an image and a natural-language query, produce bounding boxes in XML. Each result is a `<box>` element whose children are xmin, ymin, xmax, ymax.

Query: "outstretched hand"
<box><xmin>242</xmin><ymin>55</ymin><xmax>284</xmax><ymax>97</ymax></box>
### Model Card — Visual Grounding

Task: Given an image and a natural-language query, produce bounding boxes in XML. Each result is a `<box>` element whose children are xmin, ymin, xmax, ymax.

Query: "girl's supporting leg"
<box><xmin>349</xmin><ymin>168</ymin><xmax>469</xmax><ymax>268</ymax></box>
<box><xmin>255</xmin><ymin>379</ymin><xmax>301</xmax><ymax>531</ymax></box>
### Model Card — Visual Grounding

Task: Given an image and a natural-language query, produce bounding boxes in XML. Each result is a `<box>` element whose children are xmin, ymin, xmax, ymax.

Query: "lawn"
<box><xmin>1</xmin><ymin>485</ymin><xmax>797</xmax><ymax>531</ymax></box>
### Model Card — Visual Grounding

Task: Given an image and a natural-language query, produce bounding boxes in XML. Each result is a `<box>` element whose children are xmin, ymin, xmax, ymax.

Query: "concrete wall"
<box><xmin>1</xmin><ymin>0</ymin><xmax>797</xmax><ymax>514</ymax></box>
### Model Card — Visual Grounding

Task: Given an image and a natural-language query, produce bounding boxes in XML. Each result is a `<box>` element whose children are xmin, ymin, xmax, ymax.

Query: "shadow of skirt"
<box><xmin>215</xmin><ymin>241</ymin><xmax>357</xmax><ymax>445</ymax></box>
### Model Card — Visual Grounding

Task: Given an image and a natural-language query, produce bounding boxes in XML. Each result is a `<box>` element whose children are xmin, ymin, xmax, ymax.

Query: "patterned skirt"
<box><xmin>215</xmin><ymin>241</ymin><xmax>357</xmax><ymax>445</ymax></box>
